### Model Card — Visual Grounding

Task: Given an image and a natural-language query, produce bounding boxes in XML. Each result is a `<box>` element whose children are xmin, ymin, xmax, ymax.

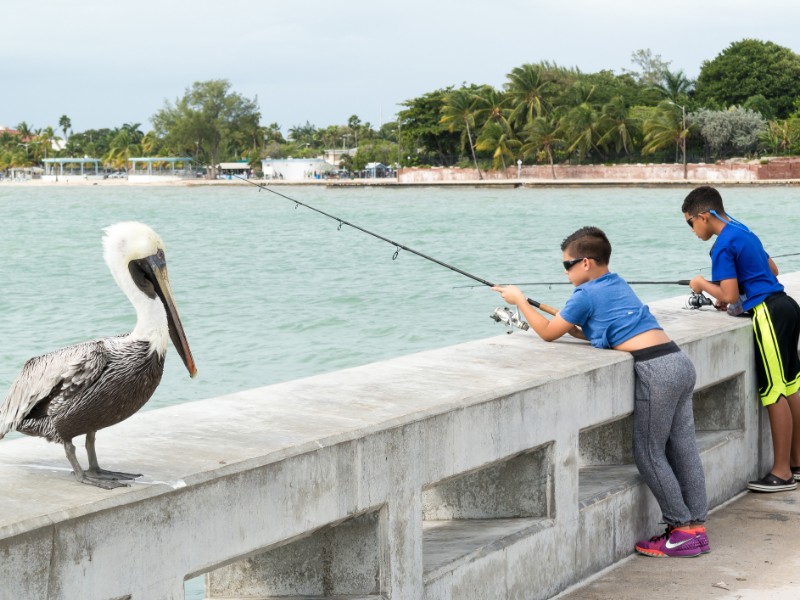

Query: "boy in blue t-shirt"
<box><xmin>683</xmin><ymin>185</ymin><xmax>800</xmax><ymax>492</ymax></box>
<box><xmin>493</xmin><ymin>226</ymin><xmax>709</xmax><ymax>558</ymax></box>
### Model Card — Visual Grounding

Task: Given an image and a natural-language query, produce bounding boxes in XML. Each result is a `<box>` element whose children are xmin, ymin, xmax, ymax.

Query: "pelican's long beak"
<box><xmin>144</xmin><ymin>254</ymin><xmax>197</xmax><ymax>378</ymax></box>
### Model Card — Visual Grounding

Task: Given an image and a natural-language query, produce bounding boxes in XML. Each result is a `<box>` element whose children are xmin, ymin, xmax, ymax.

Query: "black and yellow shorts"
<box><xmin>752</xmin><ymin>292</ymin><xmax>800</xmax><ymax>406</ymax></box>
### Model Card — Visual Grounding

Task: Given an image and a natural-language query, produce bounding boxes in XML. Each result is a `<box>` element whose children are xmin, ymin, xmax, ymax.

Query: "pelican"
<box><xmin>0</xmin><ymin>222</ymin><xmax>197</xmax><ymax>489</ymax></box>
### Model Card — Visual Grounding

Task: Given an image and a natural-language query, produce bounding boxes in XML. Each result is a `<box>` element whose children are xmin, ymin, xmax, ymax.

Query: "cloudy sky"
<box><xmin>3</xmin><ymin>0</ymin><xmax>799</xmax><ymax>135</ymax></box>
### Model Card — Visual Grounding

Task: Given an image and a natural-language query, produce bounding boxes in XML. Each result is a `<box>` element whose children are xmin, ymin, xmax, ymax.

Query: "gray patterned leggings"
<box><xmin>632</xmin><ymin>345</ymin><xmax>708</xmax><ymax>526</ymax></box>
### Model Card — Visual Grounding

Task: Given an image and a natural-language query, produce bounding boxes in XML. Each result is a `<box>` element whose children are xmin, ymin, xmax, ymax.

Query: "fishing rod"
<box><xmin>232</xmin><ymin>175</ymin><xmax>559</xmax><ymax>322</ymax></box>
<box><xmin>456</xmin><ymin>279</ymin><xmax>701</xmax><ymax>288</ymax></box>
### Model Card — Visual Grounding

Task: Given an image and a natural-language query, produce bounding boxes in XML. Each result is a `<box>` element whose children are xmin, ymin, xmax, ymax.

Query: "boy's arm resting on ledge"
<box><xmin>690</xmin><ymin>275</ymin><xmax>739</xmax><ymax>305</ymax></box>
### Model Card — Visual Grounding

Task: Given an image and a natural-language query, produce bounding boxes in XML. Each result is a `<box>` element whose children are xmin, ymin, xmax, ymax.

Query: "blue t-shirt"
<box><xmin>559</xmin><ymin>272</ymin><xmax>662</xmax><ymax>349</ymax></box>
<box><xmin>711</xmin><ymin>220</ymin><xmax>782</xmax><ymax>311</ymax></box>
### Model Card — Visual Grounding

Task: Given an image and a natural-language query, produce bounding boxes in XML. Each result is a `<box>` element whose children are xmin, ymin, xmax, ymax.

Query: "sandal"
<box><xmin>747</xmin><ymin>472</ymin><xmax>797</xmax><ymax>492</ymax></box>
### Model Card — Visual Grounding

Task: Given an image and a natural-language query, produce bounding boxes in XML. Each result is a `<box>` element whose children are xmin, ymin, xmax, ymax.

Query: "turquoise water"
<box><xmin>0</xmin><ymin>183</ymin><xmax>798</xmax><ymax>598</ymax></box>
<box><xmin>1</xmin><ymin>184</ymin><xmax>799</xmax><ymax>409</ymax></box>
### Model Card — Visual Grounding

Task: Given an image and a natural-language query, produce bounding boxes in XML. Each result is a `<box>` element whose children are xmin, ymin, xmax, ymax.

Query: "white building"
<box><xmin>261</xmin><ymin>157</ymin><xmax>334</xmax><ymax>181</ymax></box>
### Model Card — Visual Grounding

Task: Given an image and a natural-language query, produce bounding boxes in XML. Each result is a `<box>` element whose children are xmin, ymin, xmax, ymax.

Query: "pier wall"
<box><xmin>398</xmin><ymin>157</ymin><xmax>800</xmax><ymax>183</ymax></box>
<box><xmin>2</xmin><ymin>275</ymin><xmax>796</xmax><ymax>600</ymax></box>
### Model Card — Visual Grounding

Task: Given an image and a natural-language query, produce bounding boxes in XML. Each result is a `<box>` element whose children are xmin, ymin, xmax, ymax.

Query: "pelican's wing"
<box><xmin>0</xmin><ymin>340</ymin><xmax>108</xmax><ymax>438</ymax></box>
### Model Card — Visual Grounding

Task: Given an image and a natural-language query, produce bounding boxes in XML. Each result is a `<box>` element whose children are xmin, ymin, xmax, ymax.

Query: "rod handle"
<box><xmin>526</xmin><ymin>297</ymin><xmax>558</xmax><ymax>316</ymax></box>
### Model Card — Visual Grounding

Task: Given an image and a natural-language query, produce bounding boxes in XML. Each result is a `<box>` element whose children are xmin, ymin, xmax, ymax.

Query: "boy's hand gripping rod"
<box><xmin>233</xmin><ymin>175</ymin><xmax>559</xmax><ymax>317</ymax></box>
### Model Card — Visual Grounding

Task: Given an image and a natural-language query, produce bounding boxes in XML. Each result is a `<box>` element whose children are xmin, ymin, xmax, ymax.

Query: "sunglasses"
<box><xmin>563</xmin><ymin>257</ymin><xmax>597</xmax><ymax>271</ymax></box>
<box><xmin>686</xmin><ymin>211</ymin><xmax>708</xmax><ymax>228</ymax></box>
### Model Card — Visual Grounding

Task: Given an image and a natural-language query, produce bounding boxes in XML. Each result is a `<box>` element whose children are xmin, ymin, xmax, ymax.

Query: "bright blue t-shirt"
<box><xmin>711</xmin><ymin>219</ymin><xmax>782</xmax><ymax>311</ymax></box>
<box><xmin>559</xmin><ymin>272</ymin><xmax>662</xmax><ymax>349</ymax></box>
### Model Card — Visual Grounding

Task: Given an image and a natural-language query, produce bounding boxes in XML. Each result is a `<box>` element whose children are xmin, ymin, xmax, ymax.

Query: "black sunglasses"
<box><xmin>563</xmin><ymin>257</ymin><xmax>597</xmax><ymax>271</ymax></box>
<box><xmin>686</xmin><ymin>211</ymin><xmax>708</xmax><ymax>228</ymax></box>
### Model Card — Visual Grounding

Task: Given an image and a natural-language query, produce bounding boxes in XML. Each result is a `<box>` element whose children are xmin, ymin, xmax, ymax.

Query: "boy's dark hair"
<box><xmin>682</xmin><ymin>185</ymin><xmax>725</xmax><ymax>215</ymax></box>
<box><xmin>560</xmin><ymin>226</ymin><xmax>611</xmax><ymax>265</ymax></box>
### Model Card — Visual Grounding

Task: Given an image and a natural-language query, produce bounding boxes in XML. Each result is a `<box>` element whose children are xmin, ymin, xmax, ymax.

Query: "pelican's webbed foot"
<box><xmin>75</xmin><ymin>471</ymin><xmax>132</xmax><ymax>490</ymax></box>
<box><xmin>82</xmin><ymin>431</ymin><xmax>143</xmax><ymax>485</ymax></box>
<box><xmin>86</xmin><ymin>467</ymin><xmax>142</xmax><ymax>481</ymax></box>
<box><xmin>64</xmin><ymin>436</ymin><xmax>142</xmax><ymax>490</ymax></box>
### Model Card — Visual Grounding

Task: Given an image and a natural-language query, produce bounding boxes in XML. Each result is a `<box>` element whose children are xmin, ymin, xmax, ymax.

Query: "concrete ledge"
<box><xmin>2</xmin><ymin>274</ymin><xmax>796</xmax><ymax>599</ymax></box>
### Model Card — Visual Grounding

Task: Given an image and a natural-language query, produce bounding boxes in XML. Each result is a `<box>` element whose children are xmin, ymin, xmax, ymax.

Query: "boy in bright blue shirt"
<box><xmin>684</xmin><ymin>185</ymin><xmax>800</xmax><ymax>492</ymax></box>
<box><xmin>494</xmin><ymin>226</ymin><xmax>709</xmax><ymax>558</ymax></box>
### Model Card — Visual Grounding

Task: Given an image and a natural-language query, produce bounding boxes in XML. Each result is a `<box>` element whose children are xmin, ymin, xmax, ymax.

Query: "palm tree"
<box><xmin>288</xmin><ymin>121</ymin><xmax>318</xmax><ymax>147</ymax></box>
<box><xmin>654</xmin><ymin>69</ymin><xmax>693</xmax><ymax>103</ymax></box>
<box><xmin>475</xmin><ymin>121</ymin><xmax>520</xmax><ymax>172</ymax></box>
<box><xmin>521</xmin><ymin>117</ymin><xmax>563</xmax><ymax>179</ymax></box>
<box><xmin>561</xmin><ymin>103</ymin><xmax>600</xmax><ymax>162</ymax></box>
<box><xmin>759</xmin><ymin>119</ymin><xmax>800</xmax><ymax>156</ymax></box>
<box><xmin>15</xmin><ymin>121</ymin><xmax>33</xmax><ymax>140</ymax></box>
<box><xmin>596</xmin><ymin>96</ymin><xmax>637</xmax><ymax>158</ymax></box>
<box><xmin>505</xmin><ymin>64</ymin><xmax>551</xmax><ymax>129</ymax></box>
<box><xmin>104</xmin><ymin>129</ymin><xmax>141</xmax><ymax>171</ymax></box>
<box><xmin>473</xmin><ymin>86</ymin><xmax>512</xmax><ymax>129</ymax></box>
<box><xmin>58</xmin><ymin>115</ymin><xmax>72</xmax><ymax>142</ymax></box>
<box><xmin>642</xmin><ymin>101</ymin><xmax>686</xmax><ymax>161</ymax></box>
<box><xmin>141</xmin><ymin>131</ymin><xmax>160</xmax><ymax>156</ymax></box>
<box><xmin>121</xmin><ymin>122</ymin><xmax>144</xmax><ymax>144</ymax></box>
<box><xmin>440</xmin><ymin>88</ymin><xmax>482</xmax><ymax>178</ymax></box>
<box><xmin>34</xmin><ymin>126</ymin><xmax>58</xmax><ymax>161</ymax></box>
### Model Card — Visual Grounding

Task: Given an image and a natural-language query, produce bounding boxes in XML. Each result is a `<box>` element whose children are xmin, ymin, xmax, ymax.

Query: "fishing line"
<box><xmin>233</xmin><ymin>175</ymin><xmax>558</xmax><ymax>315</ymax></box>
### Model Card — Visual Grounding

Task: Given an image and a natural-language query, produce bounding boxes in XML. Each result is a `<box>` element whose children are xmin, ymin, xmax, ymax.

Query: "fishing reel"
<box><xmin>491</xmin><ymin>307</ymin><xmax>530</xmax><ymax>333</ymax></box>
<box><xmin>685</xmin><ymin>291</ymin><xmax>714</xmax><ymax>309</ymax></box>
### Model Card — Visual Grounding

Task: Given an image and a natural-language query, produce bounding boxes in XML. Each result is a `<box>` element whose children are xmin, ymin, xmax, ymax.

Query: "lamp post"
<box><xmin>517</xmin><ymin>159</ymin><xmax>522</xmax><ymax>179</ymax></box>
<box><xmin>667</xmin><ymin>101</ymin><xmax>688</xmax><ymax>180</ymax></box>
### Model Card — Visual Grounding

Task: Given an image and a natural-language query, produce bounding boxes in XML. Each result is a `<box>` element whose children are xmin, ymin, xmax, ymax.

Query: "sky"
<box><xmin>3</xmin><ymin>0</ymin><xmax>800</xmax><ymax>135</ymax></box>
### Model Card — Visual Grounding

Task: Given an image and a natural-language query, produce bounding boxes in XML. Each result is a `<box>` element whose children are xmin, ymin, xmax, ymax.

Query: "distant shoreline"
<box><xmin>2</xmin><ymin>177</ymin><xmax>799</xmax><ymax>188</ymax></box>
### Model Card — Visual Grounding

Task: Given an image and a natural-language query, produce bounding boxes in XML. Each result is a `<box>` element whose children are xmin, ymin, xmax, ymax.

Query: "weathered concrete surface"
<box><xmin>555</xmin><ymin>491</ymin><xmax>800</xmax><ymax>600</ymax></box>
<box><xmin>1</xmin><ymin>274</ymin><xmax>798</xmax><ymax>599</ymax></box>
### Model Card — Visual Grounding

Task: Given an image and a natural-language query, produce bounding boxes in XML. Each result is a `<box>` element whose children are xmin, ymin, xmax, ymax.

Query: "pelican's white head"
<box><xmin>101</xmin><ymin>222</ymin><xmax>197</xmax><ymax>377</ymax></box>
<box><xmin>103</xmin><ymin>221</ymin><xmax>165</xmax><ymax>283</ymax></box>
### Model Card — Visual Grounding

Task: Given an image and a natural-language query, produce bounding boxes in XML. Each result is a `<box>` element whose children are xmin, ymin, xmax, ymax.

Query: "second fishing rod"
<box><xmin>233</xmin><ymin>175</ymin><xmax>558</xmax><ymax>324</ymax></box>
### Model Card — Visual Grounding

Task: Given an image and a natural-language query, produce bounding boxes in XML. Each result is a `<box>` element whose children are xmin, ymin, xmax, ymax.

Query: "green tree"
<box><xmin>561</xmin><ymin>102</ymin><xmax>599</xmax><ymax>162</ymax></box>
<box><xmin>505</xmin><ymin>63</ymin><xmax>551</xmax><ymax>128</ymax></box>
<box><xmin>262</xmin><ymin>122</ymin><xmax>284</xmax><ymax>144</ymax></box>
<box><xmin>520</xmin><ymin>117</ymin><xmax>562</xmax><ymax>178</ymax></box>
<box><xmin>473</xmin><ymin>85</ymin><xmax>512</xmax><ymax>130</ymax></box>
<box><xmin>642</xmin><ymin>101</ymin><xmax>686</xmax><ymax>162</ymax></box>
<box><xmin>351</xmin><ymin>140</ymin><xmax>398</xmax><ymax>171</ymax></box>
<box><xmin>104</xmin><ymin>128</ymin><xmax>142</xmax><ymax>170</ymax></box>
<box><xmin>742</xmin><ymin>94</ymin><xmax>774</xmax><ymax>119</ymax></box>
<box><xmin>695</xmin><ymin>39</ymin><xmax>800</xmax><ymax>119</ymax></box>
<box><xmin>475</xmin><ymin>121</ymin><xmax>520</xmax><ymax>171</ymax></box>
<box><xmin>654</xmin><ymin>68</ymin><xmax>693</xmax><ymax>104</ymax></box>
<box><xmin>596</xmin><ymin>96</ymin><xmax>637</xmax><ymax>158</ymax></box>
<box><xmin>58</xmin><ymin>115</ymin><xmax>71</xmax><ymax>142</ymax></box>
<box><xmin>287</xmin><ymin>121</ymin><xmax>319</xmax><ymax>147</ymax></box>
<box><xmin>121</xmin><ymin>122</ymin><xmax>144</xmax><ymax>144</ymax></box>
<box><xmin>759</xmin><ymin>118</ymin><xmax>800</xmax><ymax>155</ymax></box>
<box><xmin>33</xmin><ymin>126</ymin><xmax>58</xmax><ymax>161</ymax></box>
<box><xmin>440</xmin><ymin>88</ymin><xmax>482</xmax><ymax>177</ymax></box>
<box><xmin>397</xmin><ymin>88</ymin><xmax>460</xmax><ymax>166</ymax></box>
<box><xmin>152</xmin><ymin>79</ymin><xmax>261</xmax><ymax>178</ymax></box>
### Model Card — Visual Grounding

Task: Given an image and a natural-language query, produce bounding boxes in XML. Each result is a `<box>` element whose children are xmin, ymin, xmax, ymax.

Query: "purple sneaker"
<box><xmin>635</xmin><ymin>526</ymin><xmax>702</xmax><ymax>558</ymax></box>
<box><xmin>691</xmin><ymin>526</ymin><xmax>711</xmax><ymax>554</ymax></box>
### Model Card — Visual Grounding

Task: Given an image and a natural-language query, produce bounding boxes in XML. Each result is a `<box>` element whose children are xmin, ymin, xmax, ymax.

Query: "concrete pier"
<box><xmin>2</xmin><ymin>275</ymin><xmax>797</xmax><ymax>600</ymax></box>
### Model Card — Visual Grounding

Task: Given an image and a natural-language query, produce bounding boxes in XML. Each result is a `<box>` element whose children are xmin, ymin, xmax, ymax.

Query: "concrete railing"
<box><xmin>2</xmin><ymin>274</ymin><xmax>793</xmax><ymax>600</ymax></box>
